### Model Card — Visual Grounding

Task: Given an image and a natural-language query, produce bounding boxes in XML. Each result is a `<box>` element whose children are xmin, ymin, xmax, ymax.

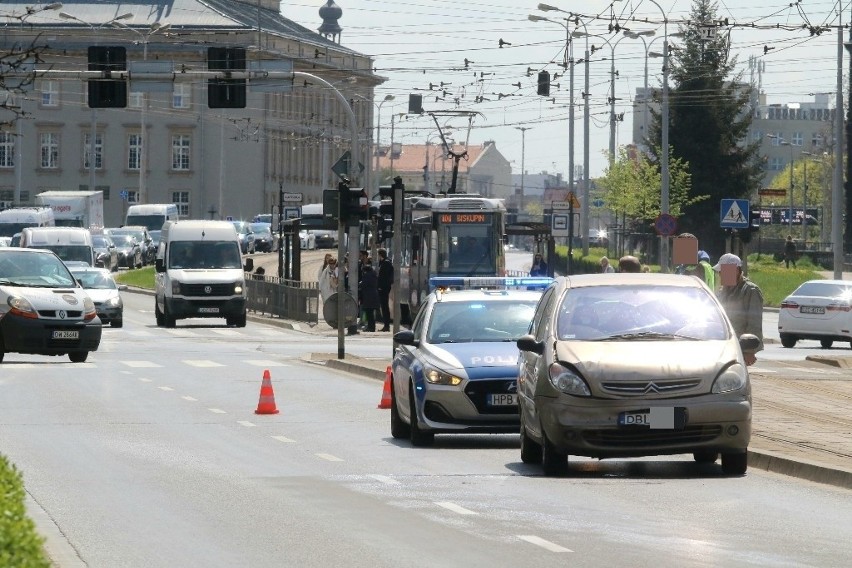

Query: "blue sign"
<box><xmin>720</xmin><ymin>199</ymin><xmax>749</xmax><ymax>229</ymax></box>
<box><xmin>119</xmin><ymin>190</ymin><xmax>128</xmax><ymax>201</ymax></box>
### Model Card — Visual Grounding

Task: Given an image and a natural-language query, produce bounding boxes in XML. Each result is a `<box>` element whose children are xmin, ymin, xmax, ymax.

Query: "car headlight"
<box><xmin>712</xmin><ymin>363</ymin><xmax>748</xmax><ymax>393</ymax></box>
<box><xmin>105</xmin><ymin>296</ymin><xmax>122</xmax><ymax>308</ymax></box>
<box><xmin>424</xmin><ymin>366</ymin><xmax>463</xmax><ymax>386</ymax></box>
<box><xmin>234</xmin><ymin>281</ymin><xmax>245</xmax><ymax>295</ymax></box>
<box><xmin>82</xmin><ymin>296</ymin><xmax>98</xmax><ymax>321</ymax></box>
<box><xmin>8</xmin><ymin>295</ymin><xmax>38</xmax><ymax>319</ymax></box>
<box><xmin>171</xmin><ymin>280</ymin><xmax>181</xmax><ymax>295</ymax></box>
<box><xmin>548</xmin><ymin>362</ymin><xmax>591</xmax><ymax>396</ymax></box>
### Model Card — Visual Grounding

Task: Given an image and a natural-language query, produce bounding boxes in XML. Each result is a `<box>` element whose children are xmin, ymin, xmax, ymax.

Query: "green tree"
<box><xmin>767</xmin><ymin>152</ymin><xmax>834</xmax><ymax>242</ymax></box>
<box><xmin>648</xmin><ymin>0</ymin><xmax>763</xmax><ymax>256</ymax></box>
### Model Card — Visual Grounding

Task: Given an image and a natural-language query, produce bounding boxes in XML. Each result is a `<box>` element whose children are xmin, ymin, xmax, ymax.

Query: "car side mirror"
<box><xmin>516</xmin><ymin>334</ymin><xmax>544</xmax><ymax>354</ymax></box>
<box><xmin>738</xmin><ymin>334</ymin><xmax>760</xmax><ymax>353</ymax></box>
<box><xmin>155</xmin><ymin>258</ymin><xmax>165</xmax><ymax>273</ymax></box>
<box><xmin>118</xmin><ymin>284</ymin><xmax>128</xmax><ymax>291</ymax></box>
<box><xmin>393</xmin><ymin>329</ymin><xmax>418</xmax><ymax>346</ymax></box>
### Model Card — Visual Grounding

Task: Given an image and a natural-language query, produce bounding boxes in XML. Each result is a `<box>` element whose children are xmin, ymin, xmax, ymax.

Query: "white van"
<box><xmin>20</xmin><ymin>227</ymin><xmax>95</xmax><ymax>267</ymax></box>
<box><xmin>0</xmin><ymin>207</ymin><xmax>55</xmax><ymax>237</ymax></box>
<box><xmin>154</xmin><ymin>220</ymin><xmax>252</xmax><ymax>327</ymax></box>
<box><xmin>125</xmin><ymin>203</ymin><xmax>179</xmax><ymax>232</ymax></box>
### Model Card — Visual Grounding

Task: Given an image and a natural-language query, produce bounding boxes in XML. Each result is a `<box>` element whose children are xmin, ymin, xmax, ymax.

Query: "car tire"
<box><xmin>721</xmin><ymin>451</ymin><xmax>748</xmax><ymax>475</ymax></box>
<box><xmin>390</xmin><ymin>379</ymin><xmax>410</xmax><ymax>439</ymax></box>
<box><xmin>541</xmin><ymin>431</ymin><xmax>568</xmax><ymax>476</ymax></box>
<box><xmin>520</xmin><ymin>418</ymin><xmax>543</xmax><ymax>464</ymax></box>
<box><xmin>112</xmin><ymin>319</ymin><xmax>123</xmax><ymax>328</ymax></box>
<box><xmin>164</xmin><ymin>304</ymin><xmax>176</xmax><ymax>328</ymax></box>
<box><xmin>780</xmin><ymin>334</ymin><xmax>797</xmax><ymax>348</ymax></box>
<box><xmin>408</xmin><ymin>384</ymin><xmax>434</xmax><ymax>447</ymax></box>
<box><xmin>693</xmin><ymin>450</ymin><xmax>719</xmax><ymax>463</ymax></box>
<box><xmin>820</xmin><ymin>339</ymin><xmax>833</xmax><ymax>349</ymax></box>
<box><xmin>155</xmin><ymin>301</ymin><xmax>164</xmax><ymax>327</ymax></box>
<box><xmin>227</xmin><ymin>313</ymin><xmax>247</xmax><ymax>327</ymax></box>
<box><xmin>0</xmin><ymin>337</ymin><xmax>5</xmax><ymax>363</ymax></box>
<box><xmin>68</xmin><ymin>351</ymin><xmax>88</xmax><ymax>363</ymax></box>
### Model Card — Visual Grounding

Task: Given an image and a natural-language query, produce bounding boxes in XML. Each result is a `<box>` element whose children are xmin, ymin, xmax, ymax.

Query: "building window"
<box><xmin>791</xmin><ymin>131</ymin><xmax>803</xmax><ymax>146</ymax></box>
<box><xmin>0</xmin><ymin>131</ymin><xmax>14</xmax><ymax>168</ymax></box>
<box><xmin>127</xmin><ymin>190</ymin><xmax>139</xmax><ymax>203</ymax></box>
<box><xmin>83</xmin><ymin>132</ymin><xmax>103</xmax><ymax>170</ymax></box>
<box><xmin>811</xmin><ymin>133</ymin><xmax>824</xmax><ymax>147</ymax></box>
<box><xmin>173</xmin><ymin>84</ymin><xmax>191</xmax><ymax>109</ymax></box>
<box><xmin>128</xmin><ymin>133</ymin><xmax>142</xmax><ymax>170</ymax></box>
<box><xmin>39</xmin><ymin>80</ymin><xmax>59</xmax><ymax>107</ymax></box>
<box><xmin>769</xmin><ymin>157</ymin><xmax>783</xmax><ymax>171</ymax></box>
<box><xmin>172</xmin><ymin>190</ymin><xmax>190</xmax><ymax>216</ymax></box>
<box><xmin>40</xmin><ymin>132</ymin><xmax>59</xmax><ymax>169</ymax></box>
<box><xmin>171</xmin><ymin>134</ymin><xmax>191</xmax><ymax>170</ymax></box>
<box><xmin>129</xmin><ymin>91</ymin><xmax>143</xmax><ymax>109</ymax></box>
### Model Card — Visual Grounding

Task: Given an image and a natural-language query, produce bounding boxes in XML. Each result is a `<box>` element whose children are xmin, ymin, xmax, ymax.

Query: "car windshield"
<box><xmin>793</xmin><ymin>282</ymin><xmax>852</xmax><ymax>300</ymax></box>
<box><xmin>72</xmin><ymin>270</ymin><xmax>116</xmax><ymax>290</ymax></box>
<box><xmin>426</xmin><ymin>299</ymin><xmax>537</xmax><ymax>343</ymax></box>
<box><xmin>556</xmin><ymin>285</ymin><xmax>728</xmax><ymax>341</ymax></box>
<box><xmin>111</xmin><ymin>235</ymin><xmax>136</xmax><ymax>247</ymax></box>
<box><xmin>0</xmin><ymin>250</ymin><xmax>77</xmax><ymax>287</ymax></box>
<box><xmin>250</xmin><ymin>223</ymin><xmax>271</xmax><ymax>235</ymax></box>
<box><xmin>168</xmin><ymin>241</ymin><xmax>242</xmax><ymax>269</ymax></box>
<box><xmin>92</xmin><ymin>235</ymin><xmax>111</xmax><ymax>247</ymax></box>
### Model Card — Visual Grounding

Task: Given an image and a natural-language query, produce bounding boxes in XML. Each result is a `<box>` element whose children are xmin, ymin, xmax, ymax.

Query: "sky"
<box><xmin>281</xmin><ymin>0</ymin><xmax>850</xmax><ymax>183</ymax></box>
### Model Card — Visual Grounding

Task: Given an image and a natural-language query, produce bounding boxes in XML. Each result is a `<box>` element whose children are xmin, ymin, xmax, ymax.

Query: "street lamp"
<box><xmin>112</xmin><ymin>20</ymin><xmax>171</xmax><ymax>205</ymax></box>
<box><xmin>374</xmin><ymin>94</ymin><xmax>395</xmax><ymax>193</ymax></box>
<box><xmin>515</xmin><ymin>126</ymin><xmax>532</xmax><ymax>211</ymax></box>
<box><xmin>767</xmin><ymin>134</ymin><xmax>794</xmax><ymax>234</ymax></box>
<box><xmin>59</xmin><ymin>11</ymin><xmax>133</xmax><ymax>194</ymax></box>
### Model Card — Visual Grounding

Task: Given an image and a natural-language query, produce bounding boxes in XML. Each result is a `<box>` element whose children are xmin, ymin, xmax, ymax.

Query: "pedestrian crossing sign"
<box><xmin>720</xmin><ymin>199</ymin><xmax>749</xmax><ymax>229</ymax></box>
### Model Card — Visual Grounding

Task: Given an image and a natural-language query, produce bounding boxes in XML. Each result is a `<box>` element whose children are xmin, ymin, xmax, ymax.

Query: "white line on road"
<box><xmin>271</xmin><ymin>435</ymin><xmax>296</xmax><ymax>443</ymax></box>
<box><xmin>123</xmin><ymin>361</ymin><xmax>163</xmax><ymax>368</ymax></box>
<box><xmin>181</xmin><ymin>396</ymin><xmax>198</xmax><ymax>402</ymax></box>
<box><xmin>138</xmin><ymin>378</ymin><xmax>152</xmax><ymax>382</ymax></box>
<box><xmin>368</xmin><ymin>474</ymin><xmax>400</xmax><ymax>485</ymax></box>
<box><xmin>315</xmin><ymin>453</ymin><xmax>344</xmax><ymax>462</ymax></box>
<box><xmin>245</xmin><ymin>360</ymin><xmax>290</xmax><ymax>367</ymax></box>
<box><xmin>435</xmin><ymin>501</ymin><xmax>478</xmax><ymax>516</ymax></box>
<box><xmin>237</xmin><ymin>421</ymin><xmax>256</xmax><ymax>428</ymax></box>
<box><xmin>157</xmin><ymin>386</ymin><xmax>174</xmax><ymax>391</ymax></box>
<box><xmin>208</xmin><ymin>408</ymin><xmax>227</xmax><ymax>414</ymax></box>
<box><xmin>183</xmin><ymin>360</ymin><xmax>226</xmax><ymax>367</ymax></box>
<box><xmin>517</xmin><ymin>535</ymin><xmax>572</xmax><ymax>553</ymax></box>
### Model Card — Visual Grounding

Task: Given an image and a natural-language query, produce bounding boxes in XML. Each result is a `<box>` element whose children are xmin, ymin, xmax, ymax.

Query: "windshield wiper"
<box><xmin>593</xmin><ymin>331</ymin><xmax>700</xmax><ymax>341</ymax></box>
<box><xmin>0</xmin><ymin>279</ymin><xmax>26</xmax><ymax>287</ymax></box>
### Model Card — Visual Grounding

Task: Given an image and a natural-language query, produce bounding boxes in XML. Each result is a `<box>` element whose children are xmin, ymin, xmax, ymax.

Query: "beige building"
<box><xmin>0</xmin><ymin>0</ymin><xmax>382</xmax><ymax>226</ymax></box>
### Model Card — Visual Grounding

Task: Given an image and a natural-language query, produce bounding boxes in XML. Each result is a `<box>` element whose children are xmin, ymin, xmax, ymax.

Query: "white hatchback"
<box><xmin>778</xmin><ymin>279</ymin><xmax>852</xmax><ymax>349</ymax></box>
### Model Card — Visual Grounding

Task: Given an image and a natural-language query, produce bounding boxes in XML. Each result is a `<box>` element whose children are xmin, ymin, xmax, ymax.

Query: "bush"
<box><xmin>0</xmin><ymin>454</ymin><xmax>51</xmax><ymax>568</ymax></box>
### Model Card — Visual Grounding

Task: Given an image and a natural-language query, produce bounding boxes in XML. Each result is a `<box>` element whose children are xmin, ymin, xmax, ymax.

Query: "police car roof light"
<box><xmin>429</xmin><ymin>276</ymin><xmax>553</xmax><ymax>291</ymax></box>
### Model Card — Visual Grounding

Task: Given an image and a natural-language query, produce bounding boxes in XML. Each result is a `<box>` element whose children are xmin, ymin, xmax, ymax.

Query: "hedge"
<box><xmin>0</xmin><ymin>454</ymin><xmax>51</xmax><ymax>568</ymax></box>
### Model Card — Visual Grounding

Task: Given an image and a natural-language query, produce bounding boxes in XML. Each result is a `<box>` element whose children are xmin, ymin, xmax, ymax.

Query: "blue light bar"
<box><xmin>429</xmin><ymin>276</ymin><xmax>553</xmax><ymax>291</ymax></box>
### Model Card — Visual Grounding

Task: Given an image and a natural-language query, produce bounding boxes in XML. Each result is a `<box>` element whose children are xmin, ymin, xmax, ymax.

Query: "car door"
<box><xmin>519</xmin><ymin>286</ymin><xmax>556</xmax><ymax>440</ymax></box>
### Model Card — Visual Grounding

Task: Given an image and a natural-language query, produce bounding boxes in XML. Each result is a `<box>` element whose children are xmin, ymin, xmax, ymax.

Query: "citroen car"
<box><xmin>516</xmin><ymin>273</ymin><xmax>759</xmax><ymax>476</ymax></box>
<box><xmin>0</xmin><ymin>247</ymin><xmax>102</xmax><ymax>363</ymax></box>
<box><xmin>390</xmin><ymin>277</ymin><xmax>549</xmax><ymax>446</ymax></box>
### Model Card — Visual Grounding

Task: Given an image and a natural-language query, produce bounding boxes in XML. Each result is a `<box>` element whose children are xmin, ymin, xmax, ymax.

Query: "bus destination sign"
<box><xmin>438</xmin><ymin>213</ymin><xmax>490</xmax><ymax>224</ymax></box>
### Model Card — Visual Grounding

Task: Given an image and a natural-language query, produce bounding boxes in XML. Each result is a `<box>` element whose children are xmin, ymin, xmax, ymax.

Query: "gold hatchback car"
<box><xmin>516</xmin><ymin>273</ymin><xmax>759</xmax><ymax>476</ymax></box>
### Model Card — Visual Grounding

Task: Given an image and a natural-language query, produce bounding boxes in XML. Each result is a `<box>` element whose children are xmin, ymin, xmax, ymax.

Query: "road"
<box><xmin>1</xmin><ymin>293</ymin><xmax>851</xmax><ymax>567</ymax></box>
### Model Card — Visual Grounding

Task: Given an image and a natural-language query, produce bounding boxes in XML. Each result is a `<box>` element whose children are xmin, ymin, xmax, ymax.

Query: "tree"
<box><xmin>648</xmin><ymin>0</ymin><xmax>764</xmax><ymax>257</ymax></box>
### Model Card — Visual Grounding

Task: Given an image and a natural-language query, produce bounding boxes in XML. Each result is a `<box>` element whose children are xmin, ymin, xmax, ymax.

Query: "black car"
<box><xmin>92</xmin><ymin>233</ymin><xmax>119</xmax><ymax>272</ymax></box>
<box><xmin>107</xmin><ymin>226</ymin><xmax>155</xmax><ymax>265</ymax></box>
<box><xmin>249</xmin><ymin>222</ymin><xmax>276</xmax><ymax>252</ymax></box>
<box><xmin>110</xmin><ymin>234</ymin><xmax>143</xmax><ymax>269</ymax></box>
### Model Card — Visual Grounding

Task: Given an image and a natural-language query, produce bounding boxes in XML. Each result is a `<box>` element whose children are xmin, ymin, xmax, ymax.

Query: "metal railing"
<box><xmin>245</xmin><ymin>274</ymin><xmax>319</xmax><ymax>324</ymax></box>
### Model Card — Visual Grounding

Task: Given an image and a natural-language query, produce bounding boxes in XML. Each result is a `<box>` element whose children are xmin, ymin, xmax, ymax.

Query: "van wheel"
<box><xmin>69</xmin><ymin>351</ymin><xmax>88</xmax><ymax>363</ymax></box>
<box><xmin>164</xmin><ymin>304</ymin><xmax>176</xmax><ymax>328</ymax></box>
<box><xmin>155</xmin><ymin>301</ymin><xmax>164</xmax><ymax>327</ymax></box>
<box><xmin>541</xmin><ymin>432</ymin><xmax>568</xmax><ymax>476</ymax></box>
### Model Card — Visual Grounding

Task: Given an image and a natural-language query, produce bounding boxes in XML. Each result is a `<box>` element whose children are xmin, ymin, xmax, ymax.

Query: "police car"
<box><xmin>390</xmin><ymin>277</ymin><xmax>551</xmax><ymax>446</ymax></box>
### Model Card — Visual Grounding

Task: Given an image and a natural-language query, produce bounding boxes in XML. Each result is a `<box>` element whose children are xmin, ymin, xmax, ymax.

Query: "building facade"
<box><xmin>0</xmin><ymin>0</ymin><xmax>382</xmax><ymax>226</ymax></box>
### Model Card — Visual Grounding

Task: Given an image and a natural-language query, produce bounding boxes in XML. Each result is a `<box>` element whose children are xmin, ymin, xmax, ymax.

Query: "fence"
<box><xmin>245</xmin><ymin>274</ymin><xmax>319</xmax><ymax>324</ymax></box>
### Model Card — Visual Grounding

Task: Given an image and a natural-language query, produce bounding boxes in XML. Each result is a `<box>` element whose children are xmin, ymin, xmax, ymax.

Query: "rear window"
<box><xmin>794</xmin><ymin>282</ymin><xmax>852</xmax><ymax>299</ymax></box>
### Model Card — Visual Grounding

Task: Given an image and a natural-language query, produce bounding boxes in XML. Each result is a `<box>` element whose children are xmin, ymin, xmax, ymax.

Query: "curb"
<box><xmin>748</xmin><ymin>449</ymin><xmax>852</xmax><ymax>489</ymax></box>
<box><xmin>805</xmin><ymin>355</ymin><xmax>852</xmax><ymax>369</ymax></box>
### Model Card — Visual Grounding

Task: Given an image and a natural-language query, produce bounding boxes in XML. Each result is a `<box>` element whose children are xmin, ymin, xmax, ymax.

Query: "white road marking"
<box><xmin>122</xmin><ymin>361</ymin><xmax>163</xmax><ymax>368</ymax></box>
<box><xmin>434</xmin><ymin>501</ymin><xmax>478</xmax><ymax>516</ymax></box>
<box><xmin>271</xmin><ymin>435</ymin><xmax>296</xmax><ymax>443</ymax></box>
<box><xmin>244</xmin><ymin>360</ymin><xmax>290</xmax><ymax>367</ymax></box>
<box><xmin>181</xmin><ymin>396</ymin><xmax>198</xmax><ymax>402</ymax></box>
<box><xmin>315</xmin><ymin>453</ymin><xmax>344</xmax><ymax>462</ymax></box>
<box><xmin>368</xmin><ymin>474</ymin><xmax>400</xmax><ymax>485</ymax></box>
<box><xmin>138</xmin><ymin>378</ymin><xmax>152</xmax><ymax>383</ymax></box>
<box><xmin>157</xmin><ymin>386</ymin><xmax>174</xmax><ymax>391</ymax></box>
<box><xmin>517</xmin><ymin>535</ymin><xmax>573</xmax><ymax>553</ymax></box>
<box><xmin>164</xmin><ymin>329</ymin><xmax>199</xmax><ymax>337</ymax></box>
<box><xmin>208</xmin><ymin>408</ymin><xmax>227</xmax><ymax>414</ymax></box>
<box><xmin>237</xmin><ymin>421</ymin><xmax>256</xmax><ymax>428</ymax></box>
<box><xmin>127</xmin><ymin>330</ymin><xmax>154</xmax><ymax>337</ymax></box>
<box><xmin>183</xmin><ymin>360</ymin><xmax>225</xmax><ymax>367</ymax></box>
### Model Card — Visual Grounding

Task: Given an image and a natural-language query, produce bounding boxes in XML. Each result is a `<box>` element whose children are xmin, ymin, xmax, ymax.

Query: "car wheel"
<box><xmin>390</xmin><ymin>379</ymin><xmax>410</xmax><ymax>439</ymax></box>
<box><xmin>227</xmin><ymin>313</ymin><xmax>247</xmax><ymax>327</ymax></box>
<box><xmin>780</xmin><ymin>334</ymin><xmax>797</xmax><ymax>348</ymax></box>
<box><xmin>68</xmin><ymin>351</ymin><xmax>88</xmax><ymax>363</ymax></box>
<box><xmin>693</xmin><ymin>450</ymin><xmax>719</xmax><ymax>463</ymax></box>
<box><xmin>721</xmin><ymin>451</ymin><xmax>748</xmax><ymax>475</ymax></box>
<box><xmin>0</xmin><ymin>336</ymin><xmax>5</xmax><ymax>363</ymax></box>
<box><xmin>541</xmin><ymin>431</ymin><xmax>568</xmax><ymax>476</ymax></box>
<box><xmin>408</xmin><ymin>384</ymin><xmax>434</xmax><ymax>447</ymax></box>
<box><xmin>155</xmin><ymin>300</ymin><xmax>164</xmax><ymax>327</ymax></box>
<box><xmin>164</xmin><ymin>304</ymin><xmax>176</xmax><ymax>328</ymax></box>
<box><xmin>520</xmin><ymin>418</ymin><xmax>543</xmax><ymax>464</ymax></box>
<box><xmin>112</xmin><ymin>319</ymin><xmax>123</xmax><ymax>328</ymax></box>
<box><xmin>820</xmin><ymin>339</ymin><xmax>834</xmax><ymax>349</ymax></box>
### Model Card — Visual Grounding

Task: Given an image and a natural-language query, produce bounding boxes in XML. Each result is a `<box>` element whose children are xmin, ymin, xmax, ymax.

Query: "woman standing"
<box><xmin>318</xmin><ymin>257</ymin><xmax>339</xmax><ymax>303</ymax></box>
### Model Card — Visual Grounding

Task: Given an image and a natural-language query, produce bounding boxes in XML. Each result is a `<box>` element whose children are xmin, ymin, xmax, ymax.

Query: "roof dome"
<box><xmin>318</xmin><ymin>0</ymin><xmax>343</xmax><ymax>40</ymax></box>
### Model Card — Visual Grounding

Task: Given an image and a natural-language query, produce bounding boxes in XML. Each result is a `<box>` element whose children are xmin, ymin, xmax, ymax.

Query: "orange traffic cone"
<box><xmin>255</xmin><ymin>370</ymin><xmax>280</xmax><ymax>415</ymax></box>
<box><xmin>377</xmin><ymin>366</ymin><xmax>392</xmax><ymax>409</ymax></box>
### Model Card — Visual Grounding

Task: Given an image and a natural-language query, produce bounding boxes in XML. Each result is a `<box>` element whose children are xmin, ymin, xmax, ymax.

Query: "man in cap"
<box><xmin>713</xmin><ymin>253</ymin><xmax>763</xmax><ymax>365</ymax></box>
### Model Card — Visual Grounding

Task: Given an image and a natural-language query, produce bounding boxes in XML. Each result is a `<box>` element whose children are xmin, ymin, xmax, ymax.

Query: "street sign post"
<box><xmin>331</xmin><ymin>151</ymin><xmax>365</xmax><ymax>180</ymax></box>
<box><xmin>281</xmin><ymin>192</ymin><xmax>303</xmax><ymax>202</ymax></box>
<box><xmin>654</xmin><ymin>213</ymin><xmax>677</xmax><ymax>236</ymax></box>
<box><xmin>551</xmin><ymin>201</ymin><xmax>572</xmax><ymax>237</ymax></box>
<box><xmin>720</xmin><ymin>199</ymin><xmax>750</xmax><ymax>229</ymax></box>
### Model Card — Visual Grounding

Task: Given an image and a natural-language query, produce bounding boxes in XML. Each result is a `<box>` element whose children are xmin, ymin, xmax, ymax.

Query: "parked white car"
<box><xmin>299</xmin><ymin>230</ymin><xmax>317</xmax><ymax>250</ymax></box>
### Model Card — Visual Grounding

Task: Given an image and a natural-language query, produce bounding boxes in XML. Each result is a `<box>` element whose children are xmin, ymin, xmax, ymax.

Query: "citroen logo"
<box><xmin>58</xmin><ymin>310</ymin><xmax>66</xmax><ymax>319</ymax></box>
<box><xmin>204</xmin><ymin>285</ymin><xmax>212</xmax><ymax>294</ymax></box>
<box><xmin>643</xmin><ymin>383</ymin><xmax>661</xmax><ymax>394</ymax></box>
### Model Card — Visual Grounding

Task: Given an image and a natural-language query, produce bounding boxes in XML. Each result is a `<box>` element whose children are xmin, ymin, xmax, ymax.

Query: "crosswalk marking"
<box><xmin>157</xmin><ymin>386</ymin><xmax>174</xmax><ymax>391</ymax></box>
<box><xmin>315</xmin><ymin>453</ymin><xmax>344</xmax><ymax>462</ymax></box>
<box><xmin>517</xmin><ymin>535</ymin><xmax>572</xmax><ymax>553</ymax></box>
<box><xmin>183</xmin><ymin>360</ymin><xmax>226</xmax><ymax>367</ymax></box>
<box><xmin>435</xmin><ymin>501</ymin><xmax>478</xmax><ymax>516</ymax></box>
<box><xmin>181</xmin><ymin>396</ymin><xmax>198</xmax><ymax>402</ymax></box>
<box><xmin>271</xmin><ymin>435</ymin><xmax>296</xmax><ymax>443</ymax></box>
<box><xmin>208</xmin><ymin>408</ymin><xmax>227</xmax><ymax>414</ymax></box>
<box><xmin>212</xmin><ymin>329</ymin><xmax>241</xmax><ymax>337</ymax></box>
<box><xmin>244</xmin><ymin>360</ymin><xmax>290</xmax><ymax>367</ymax></box>
<box><xmin>122</xmin><ymin>361</ymin><xmax>163</xmax><ymax>368</ymax></box>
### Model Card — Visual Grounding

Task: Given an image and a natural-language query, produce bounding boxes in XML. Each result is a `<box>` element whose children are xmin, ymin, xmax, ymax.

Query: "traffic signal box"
<box><xmin>377</xmin><ymin>178</ymin><xmax>404</xmax><ymax>240</ymax></box>
<box><xmin>338</xmin><ymin>180</ymin><xmax>368</xmax><ymax>227</ymax></box>
<box><xmin>740</xmin><ymin>208</ymin><xmax>761</xmax><ymax>244</ymax></box>
<box><xmin>88</xmin><ymin>46</ymin><xmax>127</xmax><ymax>108</ymax></box>
<box><xmin>537</xmin><ymin>70</ymin><xmax>551</xmax><ymax>96</ymax></box>
<box><xmin>208</xmin><ymin>47</ymin><xmax>246</xmax><ymax>108</ymax></box>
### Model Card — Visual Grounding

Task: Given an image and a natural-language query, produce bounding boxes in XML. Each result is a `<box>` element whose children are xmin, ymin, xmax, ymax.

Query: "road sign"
<box><xmin>119</xmin><ymin>190</ymin><xmax>128</xmax><ymax>200</ymax></box>
<box><xmin>331</xmin><ymin>151</ymin><xmax>365</xmax><ymax>179</ymax></box>
<box><xmin>283</xmin><ymin>207</ymin><xmax>300</xmax><ymax>219</ymax></box>
<box><xmin>654</xmin><ymin>213</ymin><xmax>677</xmax><ymax>236</ymax></box>
<box><xmin>281</xmin><ymin>192</ymin><xmax>303</xmax><ymax>202</ymax></box>
<box><xmin>720</xmin><ymin>199</ymin><xmax>749</xmax><ymax>229</ymax></box>
<box><xmin>566</xmin><ymin>191</ymin><xmax>580</xmax><ymax>208</ymax></box>
<box><xmin>758</xmin><ymin>188</ymin><xmax>786</xmax><ymax>197</ymax></box>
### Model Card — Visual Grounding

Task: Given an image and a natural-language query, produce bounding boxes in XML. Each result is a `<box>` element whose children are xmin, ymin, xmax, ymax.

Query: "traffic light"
<box><xmin>87</xmin><ymin>46</ymin><xmax>127</xmax><ymax>108</ymax></box>
<box><xmin>377</xmin><ymin>216</ymin><xmax>393</xmax><ymax>241</ymax></box>
<box><xmin>537</xmin><ymin>70</ymin><xmax>550</xmax><ymax>96</ymax></box>
<box><xmin>207</xmin><ymin>47</ymin><xmax>246</xmax><ymax>108</ymax></box>
<box><xmin>741</xmin><ymin>208</ymin><xmax>761</xmax><ymax>244</ymax></box>
<box><xmin>338</xmin><ymin>180</ymin><xmax>368</xmax><ymax>226</ymax></box>
<box><xmin>379</xmin><ymin>177</ymin><xmax>404</xmax><ymax>219</ymax></box>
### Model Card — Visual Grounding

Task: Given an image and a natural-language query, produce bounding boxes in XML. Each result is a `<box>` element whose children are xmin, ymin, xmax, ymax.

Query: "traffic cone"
<box><xmin>255</xmin><ymin>369</ymin><xmax>280</xmax><ymax>415</ymax></box>
<box><xmin>377</xmin><ymin>366</ymin><xmax>392</xmax><ymax>409</ymax></box>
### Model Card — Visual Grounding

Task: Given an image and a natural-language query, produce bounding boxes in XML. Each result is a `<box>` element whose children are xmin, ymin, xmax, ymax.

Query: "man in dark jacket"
<box><xmin>359</xmin><ymin>259</ymin><xmax>380</xmax><ymax>332</ymax></box>
<box><xmin>377</xmin><ymin>248</ymin><xmax>393</xmax><ymax>331</ymax></box>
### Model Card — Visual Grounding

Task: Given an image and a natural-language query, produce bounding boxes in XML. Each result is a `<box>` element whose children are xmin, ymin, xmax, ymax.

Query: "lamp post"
<box><xmin>374</xmin><ymin>94</ymin><xmax>395</xmax><ymax>193</ymax></box>
<box><xmin>767</xmin><ymin>134</ymin><xmax>795</xmax><ymax>233</ymax></box>
<box><xmin>112</xmin><ymin>21</ymin><xmax>171</xmax><ymax>205</ymax></box>
<box><xmin>515</xmin><ymin>126</ymin><xmax>532</xmax><ymax>212</ymax></box>
<box><xmin>59</xmin><ymin>11</ymin><xmax>133</xmax><ymax>195</ymax></box>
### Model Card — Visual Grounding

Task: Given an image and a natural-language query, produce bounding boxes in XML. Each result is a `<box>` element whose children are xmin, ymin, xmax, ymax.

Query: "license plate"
<box><xmin>198</xmin><ymin>307</ymin><xmax>220</xmax><ymax>313</ymax></box>
<box><xmin>618</xmin><ymin>407</ymin><xmax>686</xmax><ymax>429</ymax></box>
<box><xmin>52</xmin><ymin>330</ymin><xmax>79</xmax><ymax>340</ymax></box>
<box><xmin>800</xmin><ymin>306</ymin><xmax>825</xmax><ymax>314</ymax></box>
<box><xmin>488</xmin><ymin>393</ymin><xmax>517</xmax><ymax>406</ymax></box>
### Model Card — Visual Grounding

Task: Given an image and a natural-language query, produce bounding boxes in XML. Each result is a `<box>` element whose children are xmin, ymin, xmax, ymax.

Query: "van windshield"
<box><xmin>42</xmin><ymin>245</ymin><xmax>93</xmax><ymax>265</ymax></box>
<box><xmin>168</xmin><ymin>241</ymin><xmax>242</xmax><ymax>269</ymax></box>
<box><xmin>0</xmin><ymin>223</ymin><xmax>39</xmax><ymax>237</ymax></box>
<box><xmin>126</xmin><ymin>215</ymin><xmax>166</xmax><ymax>231</ymax></box>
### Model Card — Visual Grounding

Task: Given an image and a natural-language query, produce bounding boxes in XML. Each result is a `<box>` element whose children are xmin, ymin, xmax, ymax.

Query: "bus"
<box><xmin>398</xmin><ymin>195</ymin><xmax>507</xmax><ymax>317</ymax></box>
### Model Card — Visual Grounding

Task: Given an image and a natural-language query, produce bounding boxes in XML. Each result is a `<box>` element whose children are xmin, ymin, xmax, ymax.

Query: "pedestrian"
<box><xmin>600</xmin><ymin>256</ymin><xmax>615</xmax><ymax>273</ymax></box>
<box><xmin>697</xmin><ymin>250</ymin><xmax>716</xmax><ymax>291</ymax></box>
<box><xmin>618</xmin><ymin>255</ymin><xmax>642</xmax><ymax>273</ymax></box>
<box><xmin>318</xmin><ymin>257</ymin><xmax>338</xmax><ymax>303</ymax></box>
<box><xmin>359</xmin><ymin>258</ymin><xmax>380</xmax><ymax>332</ymax></box>
<box><xmin>713</xmin><ymin>253</ymin><xmax>764</xmax><ymax>366</ymax></box>
<box><xmin>377</xmin><ymin>248</ymin><xmax>393</xmax><ymax>331</ymax></box>
<box><xmin>529</xmin><ymin>253</ymin><xmax>548</xmax><ymax>276</ymax></box>
<box><xmin>784</xmin><ymin>236</ymin><xmax>797</xmax><ymax>269</ymax></box>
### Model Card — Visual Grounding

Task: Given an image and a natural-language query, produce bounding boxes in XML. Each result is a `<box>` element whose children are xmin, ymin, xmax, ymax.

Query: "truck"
<box><xmin>125</xmin><ymin>203</ymin><xmax>179</xmax><ymax>232</ymax></box>
<box><xmin>34</xmin><ymin>191</ymin><xmax>104</xmax><ymax>229</ymax></box>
